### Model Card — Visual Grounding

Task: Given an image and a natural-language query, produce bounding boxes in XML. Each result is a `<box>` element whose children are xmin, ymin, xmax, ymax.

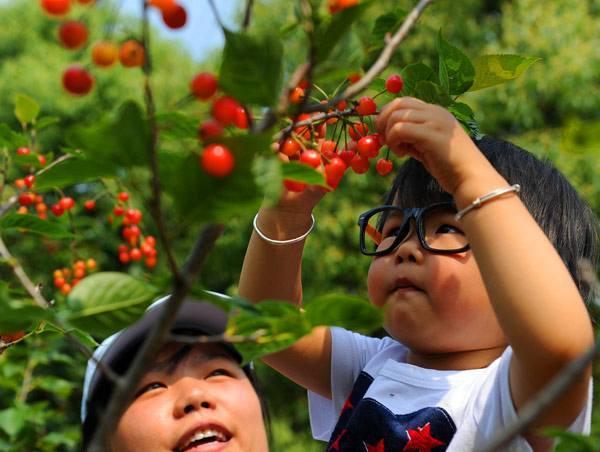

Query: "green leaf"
<box><xmin>315</xmin><ymin>2</ymin><xmax>371</xmax><ymax>64</ymax></box>
<box><xmin>371</xmin><ymin>11</ymin><xmax>405</xmax><ymax>42</ymax></box>
<box><xmin>282</xmin><ymin>162</ymin><xmax>326</xmax><ymax>185</ymax></box>
<box><xmin>253</xmin><ymin>155</ymin><xmax>283</xmax><ymax>207</ymax></box>
<box><xmin>0</xmin><ymin>214</ymin><xmax>73</xmax><ymax>239</ymax></box>
<box><xmin>64</xmin><ymin>272</ymin><xmax>160</xmax><ymax>338</ymax></box>
<box><xmin>227</xmin><ymin>301</ymin><xmax>311</xmax><ymax>364</ymax></box>
<box><xmin>0</xmin><ymin>407</ymin><xmax>27</xmax><ymax>438</ymax></box>
<box><xmin>470</xmin><ymin>54</ymin><xmax>541</xmax><ymax>92</ymax></box>
<box><xmin>35</xmin><ymin>116</ymin><xmax>60</xmax><ymax>131</ymax></box>
<box><xmin>14</xmin><ymin>93</ymin><xmax>40</xmax><ymax>127</ymax></box>
<box><xmin>304</xmin><ymin>294</ymin><xmax>382</xmax><ymax>334</ymax></box>
<box><xmin>66</xmin><ymin>100</ymin><xmax>151</xmax><ymax>168</ymax></box>
<box><xmin>400</xmin><ymin>63</ymin><xmax>437</xmax><ymax>97</ymax></box>
<box><xmin>0</xmin><ymin>123</ymin><xmax>28</xmax><ymax>149</ymax></box>
<box><xmin>33</xmin><ymin>155</ymin><xmax>117</xmax><ymax>191</ymax></box>
<box><xmin>436</xmin><ymin>31</ymin><xmax>474</xmax><ymax>95</ymax></box>
<box><xmin>448</xmin><ymin>102</ymin><xmax>475</xmax><ymax>124</ymax></box>
<box><xmin>0</xmin><ymin>297</ymin><xmax>51</xmax><ymax>331</ymax></box>
<box><xmin>162</xmin><ymin>134</ymin><xmax>270</xmax><ymax>222</ymax></box>
<box><xmin>220</xmin><ymin>31</ymin><xmax>283</xmax><ymax>106</ymax></box>
<box><xmin>413</xmin><ymin>80</ymin><xmax>453</xmax><ymax>106</ymax></box>
<box><xmin>156</xmin><ymin>111</ymin><xmax>198</xmax><ymax>140</ymax></box>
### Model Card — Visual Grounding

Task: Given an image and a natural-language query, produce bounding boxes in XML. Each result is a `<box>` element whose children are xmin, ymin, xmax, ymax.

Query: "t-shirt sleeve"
<box><xmin>307</xmin><ymin>327</ymin><xmax>389</xmax><ymax>441</ymax></box>
<box><xmin>468</xmin><ymin>347</ymin><xmax>593</xmax><ymax>450</ymax></box>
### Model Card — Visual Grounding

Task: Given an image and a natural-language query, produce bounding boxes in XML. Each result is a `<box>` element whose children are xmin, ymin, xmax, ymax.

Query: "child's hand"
<box><xmin>375</xmin><ymin>97</ymin><xmax>491</xmax><ymax>196</ymax></box>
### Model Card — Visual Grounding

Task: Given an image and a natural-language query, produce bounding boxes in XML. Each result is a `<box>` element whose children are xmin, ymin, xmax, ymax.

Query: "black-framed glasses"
<box><xmin>357</xmin><ymin>202</ymin><xmax>470</xmax><ymax>256</ymax></box>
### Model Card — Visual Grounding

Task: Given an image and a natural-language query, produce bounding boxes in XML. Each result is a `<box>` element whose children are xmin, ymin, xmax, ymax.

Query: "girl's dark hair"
<box><xmin>385</xmin><ymin>135</ymin><xmax>600</xmax><ymax>303</ymax></box>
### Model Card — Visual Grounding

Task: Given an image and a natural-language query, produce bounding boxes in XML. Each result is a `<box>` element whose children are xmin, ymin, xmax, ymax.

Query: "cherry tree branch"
<box><xmin>242</xmin><ymin>0</ymin><xmax>254</xmax><ymax>30</ymax></box>
<box><xmin>87</xmin><ymin>223</ymin><xmax>225</xmax><ymax>452</ymax></box>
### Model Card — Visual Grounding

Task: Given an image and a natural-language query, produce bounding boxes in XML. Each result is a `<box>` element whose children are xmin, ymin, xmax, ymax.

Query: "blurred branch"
<box><xmin>242</xmin><ymin>0</ymin><xmax>254</xmax><ymax>30</ymax></box>
<box><xmin>87</xmin><ymin>223</ymin><xmax>225</xmax><ymax>452</ymax></box>
<box><xmin>207</xmin><ymin>0</ymin><xmax>227</xmax><ymax>34</ymax></box>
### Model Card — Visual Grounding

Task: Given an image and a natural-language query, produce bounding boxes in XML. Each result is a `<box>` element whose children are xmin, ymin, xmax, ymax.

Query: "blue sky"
<box><xmin>117</xmin><ymin>0</ymin><xmax>239</xmax><ymax>61</ymax></box>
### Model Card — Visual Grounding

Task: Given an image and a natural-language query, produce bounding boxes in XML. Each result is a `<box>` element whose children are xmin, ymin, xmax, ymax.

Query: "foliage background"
<box><xmin>0</xmin><ymin>0</ymin><xmax>599</xmax><ymax>450</ymax></box>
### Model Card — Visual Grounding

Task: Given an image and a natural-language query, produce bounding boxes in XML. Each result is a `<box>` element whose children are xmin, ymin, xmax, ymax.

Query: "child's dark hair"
<box><xmin>385</xmin><ymin>135</ymin><xmax>600</xmax><ymax>304</ymax></box>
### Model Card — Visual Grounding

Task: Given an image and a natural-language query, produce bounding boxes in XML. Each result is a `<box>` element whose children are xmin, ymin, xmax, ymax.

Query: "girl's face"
<box><xmin>110</xmin><ymin>343</ymin><xmax>268</xmax><ymax>452</ymax></box>
<box><xmin>366</xmin><ymin>204</ymin><xmax>507</xmax><ymax>369</ymax></box>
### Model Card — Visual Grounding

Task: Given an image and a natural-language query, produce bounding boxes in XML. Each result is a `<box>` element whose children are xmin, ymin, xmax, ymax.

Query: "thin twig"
<box><xmin>87</xmin><ymin>223</ymin><xmax>225</xmax><ymax>452</ymax></box>
<box><xmin>343</xmin><ymin>0</ymin><xmax>436</xmax><ymax>99</ymax></box>
<box><xmin>242</xmin><ymin>0</ymin><xmax>254</xmax><ymax>30</ymax></box>
<box><xmin>0</xmin><ymin>236</ymin><xmax>48</xmax><ymax>308</ymax></box>
<box><xmin>207</xmin><ymin>0</ymin><xmax>226</xmax><ymax>34</ymax></box>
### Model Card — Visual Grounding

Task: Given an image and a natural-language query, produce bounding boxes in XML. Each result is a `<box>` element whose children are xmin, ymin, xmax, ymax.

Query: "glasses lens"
<box><xmin>362</xmin><ymin>208</ymin><xmax>409</xmax><ymax>255</ymax></box>
<box><xmin>422</xmin><ymin>204</ymin><xmax>468</xmax><ymax>251</ymax></box>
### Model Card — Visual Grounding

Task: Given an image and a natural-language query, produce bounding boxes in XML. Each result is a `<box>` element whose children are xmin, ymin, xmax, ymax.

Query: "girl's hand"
<box><xmin>375</xmin><ymin>97</ymin><xmax>493</xmax><ymax>196</ymax></box>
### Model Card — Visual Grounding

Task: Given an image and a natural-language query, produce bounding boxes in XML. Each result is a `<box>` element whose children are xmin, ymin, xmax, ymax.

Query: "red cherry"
<box><xmin>125</xmin><ymin>208</ymin><xmax>143</xmax><ymax>224</ymax></box>
<box><xmin>24</xmin><ymin>175</ymin><xmax>35</xmax><ymax>188</ymax></box>
<box><xmin>18</xmin><ymin>193</ymin><xmax>35</xmax><ymax>206</ymax></box>
<box><xmin>145</xmin><ymin>256</ymin><xmax>157</xmax><ymax>268</ymax></box>
<box><xmin>145</xmin><ymin>236</ymin><xmax>157</xmax><ymax>247</ymax></box>
<box><xmin>62</xmin><ymin>65</ymin><xmax>94</xmax><ymax>96</ymax></box>
<box><xmin>40</xmin><ymin>0</ymin><xmax>70</xmax><ymax>16</ymax></box>
<box><xmin>279</xmin><ymin>138</ymin><xmax>301</xmax><ymax>157</ymax></box>
<box><xmin>355</xmin><ymin>96</ymin><xmax>377</xmax><ymax>116</ymax></box>
<box><xmin>320</xmin><ymin>140</ymin><xmax>337</xmax><ymax>160</ymax></box>
<box><xmin>350</xmin><ymin>154</ymin><xmax>370</xmax><ymax>174</ymax></box>
<box><xmin>346</xmin><ymin>72</ymin><xmax>361</xmax><ymax>84</ymax></box>
<box><xmin>117</xmin><ymin>191</ymin><xmax>129</xmax><ymax>202</ymax></box>
<box><xmin>283</xmin><ymin>180</ymin><xmax>307</xmax><ymax>192</ymax></box>
<box><xmin>198</xmin><ymin>119</ymin><xmax>224</xmax><ymax>141</ymax></box>
<box><xmin>234</xmin><ymin>106</ymin><xmax>249</xmax><ymax>129</ymax></box>
<box><xmin>289</xmin><ymin>87</ymin><xmax>305</xmax><ymax>104</ymax></box>
<box><xmin>51</xmin><ymin>203</ymin><xmax>65</xmax><ymax>216</ymax></box>
<box><xmin>84</xmin><ymin>200</ymin><xmax>96</xmax><ymax>210</ymax></box>
<box><xmin>113</xmin><ymin>206</ymin><xmax>124</xmax><ymax>216</ymax></box>
<box><xmin>338</xmin><ymin>149</ymin><xmax>356</xmax><ymax>166</ymax></box>
<box><xmin>211</xmin><ymin>96</ymin><xmax>240</xmax><ymax>126</ymax></box>
<box><xmin>129</xmin><ymin>248</ymin><xmax>142</xmax><ymax>261</ymax></box>
<box><xmin>190</xmin><ymin>72</ymin><xmax>218</xmax><ymax>100</ymax></box>
<box><xmin>356</xmin><ymin>135</ymin><xmax>381</xmax><ymax>158</ymax></box>
<box><xmin>38</xmin><ymin>155</ymin><xmax>47</xmax><ymax>166</ymax></box>
<box><xmin>300</xmin><ymin>149</ymin><xmax>322</xmax><ymax>168</ymax></box>
<box><xmin>119</xmin><ymin>251</ymin><xmax>130</xmax><ymax>264</ymax></box>
<box><xmin>200</xmin><ymin>144</ymin><xmax>235</xmax><ymax>178</ymax></box>
<box><xmin>348</xmin><ymin>122</ymin><xmax>369</xmax><ymax>141</ymax></box>
<box><xmin>325</xmin><ymin>157</ymin><xmax>347</xmax><ymax>189</ymax></box>
<box><xmin>58</xmin><ymin>21</ymin><xmax>88</xmax><ymax>49</ymax></box>
<box><xmin>386</xmin><ymin>74</ymin><xmax>404</xmax><ymax>94</ymax></box>
<box><xmin>59</xmin><ymin>197</ymin><xmax>75</xmax><ymax>210</ymax></box>
<box><xmin>162</xmin><ymin>3</ymin><xmax>187</xmax><ymax>29</ymax></box>
<box><xmin>376</xmin><ymin>158</ymin><xmax>394</xmax><ymax>176</ymax></box>
<box><xmin>91</xmin><ymin>41</ymin><xmax>119</xmax><ymax>67</ymax></box>
<box><xmin>17</xmin><ymin>147</ymin><xmax>30</xmax><ymax>156</ymax></box>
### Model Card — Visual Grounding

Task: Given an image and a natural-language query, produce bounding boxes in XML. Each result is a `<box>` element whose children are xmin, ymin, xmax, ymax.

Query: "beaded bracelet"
<box><xmin>455</xmin><ymin>184</ymin><xmax>521</xmax><ymax>221</ymax></box>
<box><xmin>252</xmin><ymin>213</ymin><xmax>315</xmax><ymax>245</ymax></box>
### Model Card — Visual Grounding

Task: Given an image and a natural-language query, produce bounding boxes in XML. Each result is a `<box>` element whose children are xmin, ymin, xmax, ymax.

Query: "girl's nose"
<box><xmin>393</xmin><ymin>221</ymin><xmax>424</xmax><ymax>264</ymax></box>
<box><xmin>173</xmin><ymin>378</ymin><xmax>215</xmax><ymax>418</ymax></box>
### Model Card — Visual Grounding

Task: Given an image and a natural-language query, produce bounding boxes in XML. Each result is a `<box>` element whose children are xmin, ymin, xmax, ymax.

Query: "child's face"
<box><xmin>366</xmin><ymin>203</ymin><xmax>507</xmax><ymax>366</ymax></box>
<box><xmin>110</xmin><ymin>343</ymin><xmax>268</xmax><ymax>452</ymax></box>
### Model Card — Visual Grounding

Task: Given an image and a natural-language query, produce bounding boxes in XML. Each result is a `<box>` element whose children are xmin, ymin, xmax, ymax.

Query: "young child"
<box><xmin>239</xmin><ymin>97</ymin><xmax>599</xmax><ymax>451</ymax></box>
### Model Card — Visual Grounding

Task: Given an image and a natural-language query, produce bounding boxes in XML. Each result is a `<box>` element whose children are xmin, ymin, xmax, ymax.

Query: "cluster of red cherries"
<box><xmin>39</xmin><ymin>0</ymin><xmax>187</xmax><ymax>96</ymax></box>
<box><xmin>52</xmin><ymin>258</ymin><xmax>97</xmax><ymax>295</ymax></box>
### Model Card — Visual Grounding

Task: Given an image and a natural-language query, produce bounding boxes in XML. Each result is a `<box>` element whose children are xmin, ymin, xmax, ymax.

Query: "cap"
<box><xmin>80</xmin><ymin>296</ymin><xmax>241</xmax><ymax>430</ymax></box>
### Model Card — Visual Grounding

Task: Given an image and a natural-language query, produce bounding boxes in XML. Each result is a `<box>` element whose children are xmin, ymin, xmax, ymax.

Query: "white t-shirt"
<box><xmin>308</xmin><ymin>327</ymin><xmax>592</xmax><ymax>451</ymax></box>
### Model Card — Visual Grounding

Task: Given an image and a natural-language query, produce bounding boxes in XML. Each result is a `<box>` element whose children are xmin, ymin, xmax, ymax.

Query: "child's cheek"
<box><xmin>367</xmin><ymin>259</ymin><xmax>387</xmax><ymax>308</ymax></box>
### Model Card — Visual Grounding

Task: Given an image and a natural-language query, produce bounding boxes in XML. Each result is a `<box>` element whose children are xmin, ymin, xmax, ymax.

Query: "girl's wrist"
<box><xmin>255</xmin><ymin>206</ymin><xmax>315</xmax><ymax>241</ymax></box>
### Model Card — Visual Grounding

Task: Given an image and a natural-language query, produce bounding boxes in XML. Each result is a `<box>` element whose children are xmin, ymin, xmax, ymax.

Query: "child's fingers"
<box><xmin>376</xmin><ymin>97</ymin><xmax>427</xmax><ymax>137</ymax></box>
<box><xmin>384</xmin><ymin>121</ymin><xmax>428</xmax><ymax>157</ymax></box>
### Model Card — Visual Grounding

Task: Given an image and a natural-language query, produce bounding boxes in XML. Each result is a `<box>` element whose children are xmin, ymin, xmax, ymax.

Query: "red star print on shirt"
<box><xmin>366</xmin><ymin>438</ymin><xmax>386</xmax><ymax>452</ymax></box>
<box><xmin>403</xmin><ymin>422</ymin><xmax>445</xmax><ymax>452</ymax></box>
<box><xmin>329</xmin><ymin>429</ymin><xmax>347</xmax><ymax>451</ymax></box>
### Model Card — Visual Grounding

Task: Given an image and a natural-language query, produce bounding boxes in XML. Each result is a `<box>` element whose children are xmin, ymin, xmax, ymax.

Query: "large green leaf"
<box><xmin>64</xmin><ymin>272</ymin><xmax>160</xmax><ymax>338</ymax></box>
<box><xmin>437</xmin><ymin>31</ymin><xmax>475</xmax><ymax>95</ymax></box>
<box><xmin>220</xmin><ymin>31</ymin><xmax>283</xmax><ymax>106</ymax></box>
<box><xmin>413</xmin><ymin>80</ymin><xmax>453</xmax><ymax>106</ymax></box>
<box><xmin>0</xmin><ymin>123</ymin><xmax>27</xmax><ymax>150</ymax></box>
<box><xmin>66</xmin><ymin>100</ymin><xmax>151</xmax><ymax>168</ymax></box>
<box><xmin>14</xmin><ymin>93</ymin><xmax>40</xmax><ymax>128</ymax></box>
<box><xmin>0</xmin><ymin>406</ymin><xmax>27</xmax><ymax>438</ymax></box>
<box><xmin>400</xmin><ymin>63</ymin><xmax>437</xmax><ymax>97</ymax></box>
<box><xmin>252</xmin><ymin>155</ymin><xmax>283</xmax><ymax>207</ymax></box>
<box><xmin>315</xmin><ymin>1</ymin><xmax>372</xmax><ymax>64</ymax></box>
<box><xmin>282</xmin><ymin>161</ymin><xmax>326</xmax><ymax>185</ymax></box>
<box><xmin>304</xmin><ymin>293</ymin><xmax>381</xmax><ymax>334</ymax></box>
<box><xmin>33</xmin><ymin>156</ymin><xmax>117</xmax><ymax>191</ymax></box>
<box><xmin>469</xmin><ymin>54</ymin><xmax>540</xmax><ymax>92</ymax></box>
<box><xmin>0</xmin><ymin>214</ymin><xmax>73</xmax><ymax>239</ymax></box>
<box><xmin>156</xmin><ymin>111</ymin><xmax>198</xmax><ymax>140</ymax></box>
<box><xmin>162</xmin><ymin>134</ymin><xmax>270</xmax><ymax>222</ymax></box>
<box><xmin>0</xmin><ymin>296</ymin><xmax>51</xmax><ymax>331</ymax></box>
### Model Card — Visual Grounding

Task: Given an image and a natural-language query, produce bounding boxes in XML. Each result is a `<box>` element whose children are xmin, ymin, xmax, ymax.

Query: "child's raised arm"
<box><xmin>238</xmin><ymin>187</ymin><xmax>334</xmax><ymax>398</ymax></box>
<box><xmin>376</xmin><ymin>97</ymin><xmax>594</xmax><ymax>443</ymax></box>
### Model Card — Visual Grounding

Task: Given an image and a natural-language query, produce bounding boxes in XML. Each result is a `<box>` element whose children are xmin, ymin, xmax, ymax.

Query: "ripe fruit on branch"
<box><xmin>325</xmin><ymin>157</ymin><xmax>347</xmax><ymax>189</ymax></box>
<box><xmin>148</xmin><ymin>0</ymin><xmax>177</xmax><ymax>13</ymax></box>
<box><xmin>289</xmin><ymin>87</ymin><xmax>305</xmax><ymax>104</ymax></box>
<box><xmin>328</xmin><ymin>0</ymin><xmax>359</xmax><ymax>13</ymax></box>
<box><xmin>84</xmin><ymin>200</ymin><xmax>96</xmax><ymax>211</ymax></box>
<box><xmin>300</xmin><ymin>149</ymin><xmax>322</xmax><ymax>168</ymax></box>
<box><xmin>356</xmin><ymin>135</ymin><xmax>381</xmax><ymax>158</ymax></box>
<box><xmin>117</xmin><ymin>191</ymin><xmax>129</xmax><ymax>202</ymax></box>
<box><xmin>24</xmin><ymin>175</ymin><xmax>35</xmax><ymax>188</ymax></box>
<box><xmin>17</xmin><ymin>147</ymin><xmax>30</xmax><ymax>156</ymax></box>
<box><xmin>58</xmin><ymin>21</ymin><xmax>88</xmax><ymax>49</ymax></box>
<box><xmin>162</xmin><ymin>3</ymin><xmax>187</xmax><ymax>29</ymax></box>
<box><xmin>62</xmin><ymin>65</ymin><xmax>94</xmax><ymax>95</ymax></box>
<box><xmin>279</xmin><ymin>138</ymin><xmax>301</xmax><ymax>157</ymax></box>
<box><xmin>51</xmin><ymin>203</ymin><xmax>65</xmax><ymax>216</ymax></box>
<box><xmin>211</xmin><ymin>96</ymin><xmax>241</xmax><ymax>126</ymax></box>
<box><xmin>199</xmin><ymin>119</ymin><xmax>224</xmax><ymax>141</ymax></box>
<box><xmin>350</xmin><ymin>153</ymin><xmax>370</xmax><ymax>174</ymax></box>
<box><xmin>59</xmin><ymin>197</ymin><xmax>75</xmax><ymax>210</ymax></box>
<box><xmin>234</xmin><ymin>106</ymin><xmax>249</xmax><ymax>129</ymax></box>
<box><xmin>283</xmin><ymin>180</ymin><xmax>307</xmax><ymax>193</ymax></box>
<box><xmin>40</xmin><ymin>0</ymin><xmax>70</xmax><ymax>16</ymax></box>
<box><xmin>386</xmin><ymin>74</ymin><xmax>404</xmax><ymax>94</ymax></box>
<box><xmin>320</xmin><ymin>140</ymin><xmax>337</xmax><ymax>160</ymax></box>
<box><xmin>200</xmin><ymin>144</ymin><xmax>235</xmax><ymax>178</ymax></box>
<box><xmin>355</xmin><ymin>96</ymin><xmax>377</xmax><ymax>116</ymax></box>
<box><xmin>348</xmin><ymin>122</ymin><xmax>369</xmax><ymax>140</ymax></box>
<box><xmin>376</xmin><ymin>158</ymin><xmax>393</xmax><ymax>176</ymax></box>
<box><xmin>190</xmin><ymin>72</ymin><xmax>218</xmax><ymax>100</ymax></box>
<box><xmin>92</xmin><ymin>41</ymin><xmax>119</xmax><ymax>67</ymax></box>
<box><xmin>119</xmin><ymin>40</ymin><xmax>145</xmax><ymax>67</ymax></box>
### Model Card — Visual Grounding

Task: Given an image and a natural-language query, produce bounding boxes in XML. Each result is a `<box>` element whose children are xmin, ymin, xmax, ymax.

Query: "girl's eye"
<box><xmin>436</xmin><ymin>224</ymin><xmax>463</xmax><ymax>234</ymax></box>
<box><xmin>207</xmin><ymin>368</ymin><xmax>231</xmax><ymax>378</ymax></box>
<box><xmin>135</xmin><ymin>382</ymin><xmax>165</xmax><ymax>398</ymax></box>
<box><xmin>382</xmin><ymin>226</ymin><xmax>402</xmax><ymax>238</ymax></box>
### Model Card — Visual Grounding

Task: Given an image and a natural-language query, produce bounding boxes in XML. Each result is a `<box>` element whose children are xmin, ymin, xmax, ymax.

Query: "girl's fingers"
<box><xmin>385</xmin><ymin>120</ymin><xmax>428</xmax><ymax>153</ymax></box>
<box><xmin>376</xmin><ymin>97</ymin><xmax>428</xmax><ymax>137</ymax></box>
